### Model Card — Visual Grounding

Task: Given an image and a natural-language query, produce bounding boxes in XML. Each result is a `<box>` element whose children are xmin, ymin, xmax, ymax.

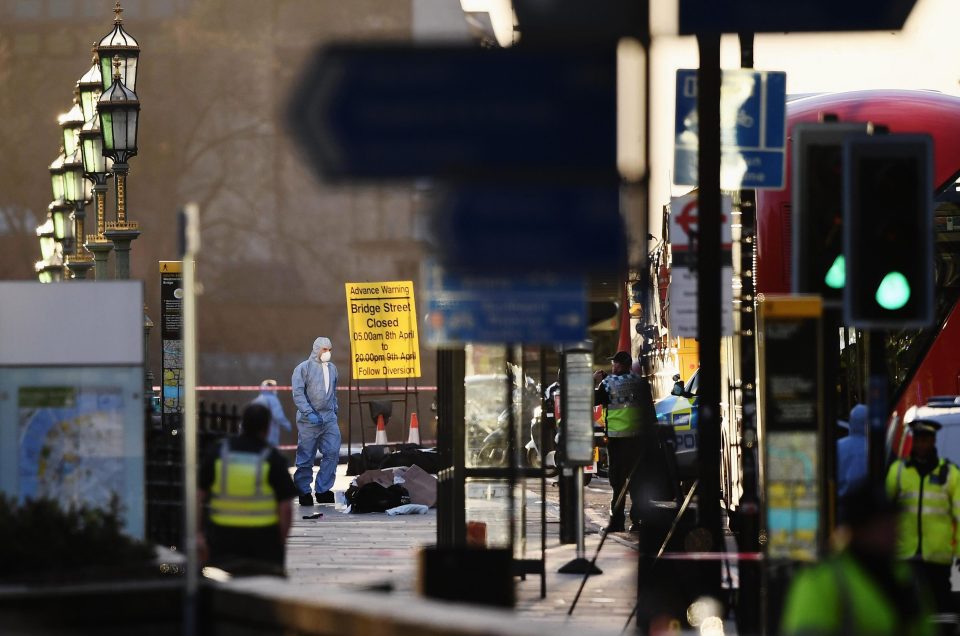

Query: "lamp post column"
<box><xmin>103</xmin><ymin>162</ymin><xmax>139</xmax><ymax>280</ymax></box>
<box><xmin>66</xmin><ymin>201</ymin><xmax>95</xmax><ymax>280</ymax></box>
<box><xmin>85</xmin><ymin>181</ymin><xmax>113</xmax><ymax>279</ymax></box>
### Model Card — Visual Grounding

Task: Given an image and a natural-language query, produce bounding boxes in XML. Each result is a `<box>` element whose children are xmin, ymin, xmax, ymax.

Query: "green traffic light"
<box><xmin>824</xmin><ymin>255</ymin><xmax>845</xmax><ymax>289</ymax></box>
<box><xmin>876</xmin><ymin>272</ymin><xmax>911</xmax><ymax>310</ymax></box>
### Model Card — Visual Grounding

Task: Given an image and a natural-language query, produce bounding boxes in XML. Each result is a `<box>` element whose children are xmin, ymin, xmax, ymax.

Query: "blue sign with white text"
<box><xmin>673</xmin><ymin>69</ymin><xmax>786</xmax><ymax>190</ymax></box>
<box><xmin>424</xmin><ymin>266</ymin><xmax>586</xmax><ymax>345</ymax></box>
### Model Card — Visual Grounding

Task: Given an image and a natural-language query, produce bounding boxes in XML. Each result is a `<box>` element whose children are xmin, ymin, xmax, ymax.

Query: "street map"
<box><xmin>18</xmin><ymin>386</ymin><xmax>125</xmax><ymax>509</ymax></box>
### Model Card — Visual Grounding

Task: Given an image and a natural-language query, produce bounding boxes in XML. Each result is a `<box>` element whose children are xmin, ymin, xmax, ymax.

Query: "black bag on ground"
<box><xmin>347</xmin><ymin>482</ymin><xmax>410</xmax><ymax>513</ymax></box>
<box><xmin>345</xmin><ymin>444</ymin><xmax>389</xmax><ymax>476</ymax></box>
<box><xmin>379</xmin><ymin>448</ymin><xmax>442</xmax><ymax>474</ymax></box>
<box><xmin>346</xmin><ymin>453</ymin><xmax>364</xmax><ymax>477</ymax></box>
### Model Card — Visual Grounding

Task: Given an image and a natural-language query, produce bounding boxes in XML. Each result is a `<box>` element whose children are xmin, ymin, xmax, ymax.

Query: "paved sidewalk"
<box><xmin>281</xmin><ymin>465</ymin><xmax>640</xmax><ymax>632</ymax></box>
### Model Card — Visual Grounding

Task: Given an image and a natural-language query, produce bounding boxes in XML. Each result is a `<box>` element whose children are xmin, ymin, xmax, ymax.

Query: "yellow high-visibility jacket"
<box><xmin>599</xmin><ymin>373</ymin><xmax>648</xmax><ymax>438</ymax></box>
<box><xmin>781</xmin><ymin>551</ymin><xmax>934</xmax><ymax>636</ymax></box>
<box><xmin>886</xmin><ymin>457</ymin><xmax>960</xmax><ymax>564</ymax></box>
<box><xmin>209</xmin><ymin>441</ymin><xmax>279</xmax><ymax>527</ymax></box>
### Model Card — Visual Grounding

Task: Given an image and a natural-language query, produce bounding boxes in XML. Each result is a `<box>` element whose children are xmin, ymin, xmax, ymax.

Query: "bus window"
<box><xmin>883</xmin><ymin>182</ymin><xmax>960</xmax><ymax>393</ymax></box>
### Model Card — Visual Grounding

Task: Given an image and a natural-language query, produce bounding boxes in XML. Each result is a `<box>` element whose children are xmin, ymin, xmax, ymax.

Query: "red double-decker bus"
<box><xmin>755</xmin><ymin>89</ymin><xmax>960</xmax><ymax>456</ymax></box>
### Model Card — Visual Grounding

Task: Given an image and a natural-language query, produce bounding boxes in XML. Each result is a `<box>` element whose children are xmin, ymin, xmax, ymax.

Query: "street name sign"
<box><xmin>673</xmin><ymin>69</ymin><xmax>786</xmax><ymax>190</ymax></box>
<box><xmin>424</xmin><ymin>264</ymin><xmax>586</xmax><ymax>345</ymax></box>
<box><xmin>287</xmin><ymin>44</ymin><xmax>616</xmax><ymax>182</ymax></box>
<box><xmin>345</xmin><ymin>281</ymin><xmax>421</xmax><ymax>379</ymax></box>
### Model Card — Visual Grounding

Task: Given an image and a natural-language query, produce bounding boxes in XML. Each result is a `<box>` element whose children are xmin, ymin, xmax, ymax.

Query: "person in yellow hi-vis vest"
<box><xmin>593</xmin><ymin>350</ymin><xmax>658</xmax><ymax>533</ymax></box>
<box><xmin>781</xmin><ymin>486</ymin><xmax>935</xmax><ymax>636</ymax></box>
<box><xmin>887</xmin><ymin>418</ymin><xmax>960</xmax><ymax>614</ymax></box>
<box><xmin>198</xmin><ymin>401</ymin><xmax>298</xmax><ymax>574</ymax></box>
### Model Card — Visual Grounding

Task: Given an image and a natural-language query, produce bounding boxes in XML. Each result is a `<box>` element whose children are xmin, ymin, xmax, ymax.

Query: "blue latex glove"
<box><xmin>307</xmin><ymin>412</ymin><xmax>320</xmax><ymax>425</ymax></box>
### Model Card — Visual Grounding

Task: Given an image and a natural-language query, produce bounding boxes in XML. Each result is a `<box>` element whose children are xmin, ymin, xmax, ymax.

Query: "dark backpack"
<box><xmin>347</xmin><ymin>482</ymin><xmax>410</xmax><ymax>513</ymax></box>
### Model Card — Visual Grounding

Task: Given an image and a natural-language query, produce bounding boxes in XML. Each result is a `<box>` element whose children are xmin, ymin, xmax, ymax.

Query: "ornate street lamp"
<box><xmin>62</xmin><ymin>88</ymin><xmax>92</xmax><ymax>278</ymax></box>
<box><xmin>47</xmin><ymin>149</ymin><xmax>74</xmax><ymax>279</ymax></box>
<box><xmin>62</xmin><ymin>144</ymin><xmax>94</xmax><ymax>280</ymax></box>
<box><xmin>79</xmin><ymin>49</ymin><xmax>114</xmax><ymax>280</ymax></box>
<box><xmin>97</xmin><ymin>2</ymin><xmax>139</xmax><ymax>92</ymax></box>
<box><xmin>77</xmin><ymin>45</ymin><xmax>103</xmax><ymax>122</ymax></box>
<box><xmin>35</xmin><ymin>214</ymin><xmax>63</xmax><ymax>283</ymax></box>
<box><xmin>49</xmin><ymin>197</ymin><xmax>74</xmax><ymax>252</ymax></box>
<box><xmin>98</xmin><ymin>54</ymin><xmax>140</xmax><ymax>280</ymax></box>
<box><xmin>58</xmin><ymin>92</ymin><xmax>84</xmax><ymax>157</ymax></box>
<box><xmin>49</xmin><ymin>151</ymin><xmax>65</xmax><ymax>201</ymax></box>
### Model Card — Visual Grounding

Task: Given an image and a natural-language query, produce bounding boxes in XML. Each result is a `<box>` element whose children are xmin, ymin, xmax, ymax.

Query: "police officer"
<box><xmin>198</xmin><ymin>401</ymin><xmax>299</xmax><ymax>574</ymax></box>
<box><xmin>886</xmin><ymin>418</ymin><xmax>960</xmax><ymax>613</ymax></box>
<box><xmin>594</xmin><ymin>350</ymin><xmax>658</xmax><ymax>533</ymax></box>
<box><xmin>781</xmin><ymin>485</ymin><xmax>935</xmax><ymax>636</ymax></box>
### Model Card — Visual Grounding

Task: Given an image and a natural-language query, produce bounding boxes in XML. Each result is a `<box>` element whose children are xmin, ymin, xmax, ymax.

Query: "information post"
<box><xmin>159</xmin><ymin>261</ymin><xmax>184</xmax><ymax>429</ymax></box>
<box><xmin>759</xmin><ymin>295</ymin><xmax>823</xmax><ymax>560</ymax></box>
<box><xmin>345</xmin><ymin>281</ymin><xmax>421</xmax><ymax>379</ymax></box>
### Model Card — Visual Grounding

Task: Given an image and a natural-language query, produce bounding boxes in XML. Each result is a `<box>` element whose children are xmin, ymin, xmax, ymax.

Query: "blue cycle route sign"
<box><xmin>673</xmin><ymin>69</ymin><xmax>786</xmax><ymax>190</ymax></box>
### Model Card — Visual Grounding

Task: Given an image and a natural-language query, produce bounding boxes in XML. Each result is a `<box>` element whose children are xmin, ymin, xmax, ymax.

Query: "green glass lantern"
<box><xmin>79</xmin><ymin>115</ymin><xmax>111</xmax><ymax>177</ymax></box>
<box><xmin>48</xmin><ymin>152</ymin><xmax>66</xmax><ymax>201</ymax></box>
<box><xmin>77</xmin><ymin>47</ymin><xmax>104</xmax><ymax>123</ymax></box>
<box><xmin>36</xmin><ymin>216</ymin><xmax>56</xmax><ymax>261</ymax></box>
<box><xmin>62</xmin><ymin>147</ymin><xmax>86</xmax><ymax>204</ymax></box>
<box><xmin>58</xmin><ymin>94</ymin><xmax>84</xmax><ymax>157</ymax></box>
<box><xmin>49</xmin><ymin>201</ymin><xmax>74</xmax><ymax>243</ymax></box>
<box><xmin>97</xmin><ymin>56</ymin><xmax>140</xmax><ymax>162</ymax></box>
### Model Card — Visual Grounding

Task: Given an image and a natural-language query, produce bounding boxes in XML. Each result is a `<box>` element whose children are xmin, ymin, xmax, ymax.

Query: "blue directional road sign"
<box><xmin>673</xmin><ymin>69</ymin><xmax>786</xmax><ymax>190</ymax></box>
<box><xmin>424</xmin><ymin>265</ymin><xmax>586</xmax><ymax>345</ymax></box>
<box><xmin>426</xmin><ymin>186</ymin><xmax>625</xmax><ymax>274</ymax></box>
<box><xmin>286</xmin><ymin>45</ymin><xmax>616</xmax><ymax>182</ymax></box>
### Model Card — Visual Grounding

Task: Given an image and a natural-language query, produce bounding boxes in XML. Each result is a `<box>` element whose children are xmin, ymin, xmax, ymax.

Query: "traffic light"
<box><xmin>792</xmin><ymin>122</ymin><xmax>868</xmax><ymax>300</ymax></box>
<box><xmin>843</xmin><ymin>133</ymin><xmax>933</xmax><ymax>328</ymax></box>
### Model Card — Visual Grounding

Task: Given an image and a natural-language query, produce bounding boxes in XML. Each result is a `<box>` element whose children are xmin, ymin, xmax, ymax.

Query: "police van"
<box><xmin>655</xmin><ymin>368</ymin><xmax>699</xmax><ymax>479</ymax></box>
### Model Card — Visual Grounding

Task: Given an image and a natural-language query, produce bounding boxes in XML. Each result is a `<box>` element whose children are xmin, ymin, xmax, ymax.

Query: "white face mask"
<box><xmin>320</xmin><ymin>350</ymin><xmax>332</xmax><ymax>363</ymax></box>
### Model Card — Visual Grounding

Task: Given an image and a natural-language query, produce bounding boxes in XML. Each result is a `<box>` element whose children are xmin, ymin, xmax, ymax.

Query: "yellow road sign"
<box><xmin>159</xmin><ymin>260</ymin><xmax>182</xmax><ymax>273</ymax></box>
<box><xmin>345</xmin><ymin>281</ymin><xmax>421</xmax><ymax>379</ymax></box>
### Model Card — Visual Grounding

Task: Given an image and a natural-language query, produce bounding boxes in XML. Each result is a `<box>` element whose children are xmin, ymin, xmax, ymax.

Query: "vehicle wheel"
<box><xmin>583</xmin><ymin>473</ymin><xmax>593</xmax><ymax>486</ymax></box>
<box><xmin>477</xmin><ymin>444</ymin><xmax>506</xmax><ymax>467</ymax></box>
<box><xmin>528</xmin><ymin>447</ymin><xmax>560</xmax><ymax>477</ymax></box>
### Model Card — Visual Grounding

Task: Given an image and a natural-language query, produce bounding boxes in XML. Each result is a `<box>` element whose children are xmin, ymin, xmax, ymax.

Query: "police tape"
<box><xmin>657</xmin><ymin>552</ymin><xmax>764</xmax><ymax>561</ymax></box>
<box><xmin>151</xmin><ymin>385</ymin><xmax>437</xmax><ymax>392</ymax></box>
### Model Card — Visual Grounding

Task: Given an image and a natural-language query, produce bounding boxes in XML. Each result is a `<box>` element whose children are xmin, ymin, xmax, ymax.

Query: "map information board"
<box><xmin>18</xmin><ymin>385</ymin><xmax>125</xmax><ymax>509</ymax></box>
<box><xmin>160</xmin><ymin>261</ymin><xmax>183</xmax><ymax>427</ymax></box>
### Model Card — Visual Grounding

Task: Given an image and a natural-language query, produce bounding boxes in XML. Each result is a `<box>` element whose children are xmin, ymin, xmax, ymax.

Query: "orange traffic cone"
<box><xmin>374</xmin><ymin>414</ymin><xmax>389</xmax><ymax>445</ymax></box>
<box><xmin>406</xmin><ymin>412</ymin><xmax>421</xmax><ymax>445</ymax></box>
